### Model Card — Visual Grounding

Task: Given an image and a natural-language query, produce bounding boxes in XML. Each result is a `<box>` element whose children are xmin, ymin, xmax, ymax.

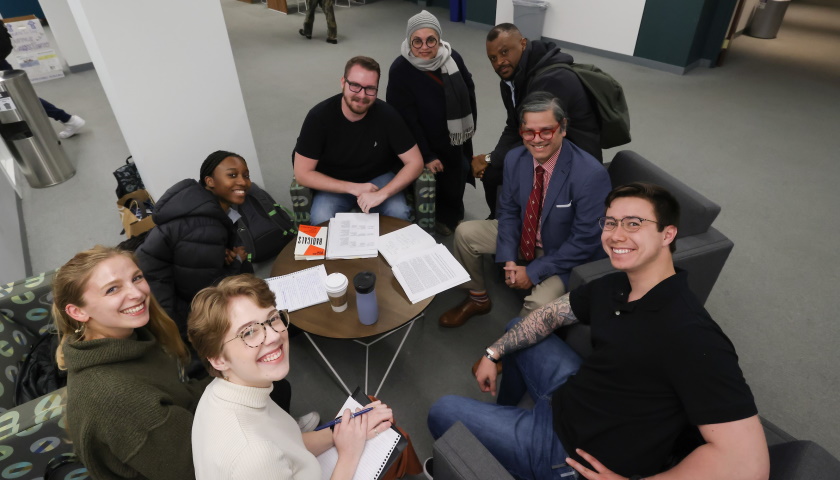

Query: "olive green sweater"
<box><xmin>64</xmin><ymin>328</ymin><xmax>209</xmax><ymax>479</ymax></box>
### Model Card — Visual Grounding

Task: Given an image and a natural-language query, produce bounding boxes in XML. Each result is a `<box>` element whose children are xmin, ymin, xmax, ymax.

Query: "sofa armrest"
<box><xmin>0</xmin><ymin>270</ymin><xmax>58</xmax><ymax>337</ymax></box>
<box><xmin>289</xmin><ymin>176</ymin><xmax>314</xmax><ymax>227</ymax></box>
<box><xmin>769</xmin><ymin>440</ymin><xmax>840</xmax><ymax>480</ymax></box>
<box><xmin>0</xmin><ymin>387</ymin><xmax>88</xmax><ymax>478</ymax></box>
<box><xmin>433</xmin><ymin>422</ymin><xmax>513</xmax><ymax>480</ymax></box>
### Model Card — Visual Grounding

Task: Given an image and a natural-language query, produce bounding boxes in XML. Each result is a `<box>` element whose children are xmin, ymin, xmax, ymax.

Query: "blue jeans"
<box><xmin>309</xmin><ymin>172</ymin><xmax>411</xmax><ymax>225</ymax></box>
<box><xmin>428</xmin><ymin>317</ymin><xmax>583</xmax><ymax>480</ymax></box>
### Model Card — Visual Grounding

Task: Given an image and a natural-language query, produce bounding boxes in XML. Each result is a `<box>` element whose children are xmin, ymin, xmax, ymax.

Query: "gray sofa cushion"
<box><xmin>433</xmin><ymin>422</ymin><xmax>514</xmax><ymax>480</ymax></box>
<box><xmin>769</xmin><ymin>441</ymin><xmax>840</xmax><ymax>480</ymax></box>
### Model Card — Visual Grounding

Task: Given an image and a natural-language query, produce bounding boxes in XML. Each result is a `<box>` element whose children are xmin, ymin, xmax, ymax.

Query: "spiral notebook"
<box><xmin>316</xmin><ymin>393</ymin><xmax>404</xmax><ymax>480</ymax></box>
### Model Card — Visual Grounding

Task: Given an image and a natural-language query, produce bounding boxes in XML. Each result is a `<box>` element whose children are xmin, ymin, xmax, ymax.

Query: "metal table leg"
<box><xmin>303</xmin><ymin>313</ymin><xmax>422</xmax><ymax>397</ymax></box>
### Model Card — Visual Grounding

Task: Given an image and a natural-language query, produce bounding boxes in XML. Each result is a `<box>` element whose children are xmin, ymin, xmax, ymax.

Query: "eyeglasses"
<box><xmin>519</xmin><ymin>125</ymin><xmax>561</xmax><ymax>141</ymax></box>
<box><xmin>598</xmin><ymin>216</ymin><xmax>659</xmax><ymax>232</ymax></box>
<box><xmin>411</xmin><ymin>36</ymin><xmax>438</xmax><ymax>49</ymax></box>
<box><xmin>223</xmin><ymin>310</ymin><xmax>290</xmax><ymax>348</ymax></box>
<box><xmin>344</xmin><ymin>78</ymin><xmax>378</xmax><ymax>96</ymax></box>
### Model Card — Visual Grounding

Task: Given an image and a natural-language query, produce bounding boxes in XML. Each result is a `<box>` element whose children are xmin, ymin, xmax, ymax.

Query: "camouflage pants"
<box><xmin>302</xmin><ymin>0</ymin><xmax>337</xmax><ymax>40</ymax></box>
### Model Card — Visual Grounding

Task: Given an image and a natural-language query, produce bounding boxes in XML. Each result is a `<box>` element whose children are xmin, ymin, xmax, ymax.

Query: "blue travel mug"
<box><xmin>353</xmin><ymin>272</ymin><xmax>378</xmax><ymax>325</ymax></box>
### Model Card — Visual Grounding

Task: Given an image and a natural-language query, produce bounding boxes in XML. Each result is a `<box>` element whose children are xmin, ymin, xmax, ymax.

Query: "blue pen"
<box><xmin>314</xmin><ymin>407</ymin><xmax>374</xmax><ymax>431</ymax></box>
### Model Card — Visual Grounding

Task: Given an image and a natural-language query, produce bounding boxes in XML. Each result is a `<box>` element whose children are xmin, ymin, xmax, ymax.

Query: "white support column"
<box><xmin>67</xmin><ymin>0</ymin><xmax>263</xmax><ymax>200</ymax></box>
<box><xmin>39</xmin><ymin>0</ymin><xmax>93</xmax><ymax>71</ymax></box>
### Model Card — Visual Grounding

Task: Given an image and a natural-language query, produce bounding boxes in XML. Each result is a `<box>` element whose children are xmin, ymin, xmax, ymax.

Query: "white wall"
<box><xmin>39</xmin><ymin>0</ymin><xmax>92</xmax><ymax>69</ymax></box>
<box><xmin>67</xmin><ymin>0</ymin><xmax>263</xmax><ymax>200</ymax></box>
<box><xmin>497</xmin><ymin>0</ymin><xmax>647</xmax><ymax>56</ymax></box>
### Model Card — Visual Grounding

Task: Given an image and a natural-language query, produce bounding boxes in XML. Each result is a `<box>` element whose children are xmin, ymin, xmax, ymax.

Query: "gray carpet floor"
<box><xmin>13</xmin><ymin>0</ymin><xmax>840</xmax><ymax>466</ymax></box>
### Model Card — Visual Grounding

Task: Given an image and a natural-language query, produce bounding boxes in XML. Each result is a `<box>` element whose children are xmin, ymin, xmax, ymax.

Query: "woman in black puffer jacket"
<box><xmin>136</xmin><ymin>151</ymin><xmax>253</xmax><ymax>344</ymax></box>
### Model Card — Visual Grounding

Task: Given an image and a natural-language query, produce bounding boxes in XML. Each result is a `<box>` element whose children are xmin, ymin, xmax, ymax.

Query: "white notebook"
<box><xmin>316</xmin><ymin>396</ymin><xmax>401</xmax><ymax>480</ymax></box>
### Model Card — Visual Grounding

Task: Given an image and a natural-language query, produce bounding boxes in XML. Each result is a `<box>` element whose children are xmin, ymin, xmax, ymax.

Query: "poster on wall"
<box><xmin>4</xmin><ymin>18</ymin><xmax>64</xmax><ymax>83</ymax></box>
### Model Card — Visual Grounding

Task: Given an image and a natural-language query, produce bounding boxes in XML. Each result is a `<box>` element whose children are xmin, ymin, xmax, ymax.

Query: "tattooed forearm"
<box><xmin>491</xmin><ymin>293</ymin><xmax>578</xmax><ymax>357</ymax></box>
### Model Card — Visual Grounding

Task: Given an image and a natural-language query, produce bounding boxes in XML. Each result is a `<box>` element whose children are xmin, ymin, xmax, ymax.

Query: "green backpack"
<box><xmin>529</xmin><ymin>63</ymin><xmax>631</xmax><ymax>149</ymax></box>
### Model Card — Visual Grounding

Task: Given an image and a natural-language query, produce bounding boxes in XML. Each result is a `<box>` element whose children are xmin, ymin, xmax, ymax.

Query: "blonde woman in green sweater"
<box><xmin>54</xmin><ymin>245</ymin><xmax>208</xmax><ymax>479</ymax></box>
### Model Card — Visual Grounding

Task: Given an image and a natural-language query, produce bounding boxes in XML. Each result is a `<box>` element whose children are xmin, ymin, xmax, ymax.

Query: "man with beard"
<box><xmin>474</xmin><ymin>24</ymin><xmax>602</xmax><ymax>219</ymax></box>
<box><xmin>294</xmin><ymin>56</ymin><xmax>424</xmax><ymax>225</ymax></box>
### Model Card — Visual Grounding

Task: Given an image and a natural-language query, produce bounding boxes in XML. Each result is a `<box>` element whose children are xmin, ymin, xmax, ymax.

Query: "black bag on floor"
<box><xmin>238</xmin><ymin>183</ymin><xmax>297</xmax><ymax>263</ymax></box>
<box><xmin>113</xmin><ymin>156</ymin><xmax>145</xmax><ymax>198</ymax></box>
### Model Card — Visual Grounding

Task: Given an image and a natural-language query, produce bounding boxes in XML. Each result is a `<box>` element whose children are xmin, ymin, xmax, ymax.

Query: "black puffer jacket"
<box><xmin>489</xmin><ymin>39</ymin><xmax>602</xmax><ymax>172</ymax></box>
<box><xmin>135</xmin><ymin>179</ymin><xmax>244</xmax><ymax>339</ymax></box>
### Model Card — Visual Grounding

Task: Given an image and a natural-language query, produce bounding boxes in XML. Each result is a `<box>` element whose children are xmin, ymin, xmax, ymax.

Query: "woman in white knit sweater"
<box><xmin>187</xmin><ymin>274</ymin><xmax>393</xmax><ymax>480</ymax></box>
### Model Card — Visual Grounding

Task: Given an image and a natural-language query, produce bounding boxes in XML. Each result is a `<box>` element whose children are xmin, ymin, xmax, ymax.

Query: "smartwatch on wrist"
<box><xmin>485</xmin><ymin>153</ymin><xmax>491</xmax><ymax>164</ymax></box>
<box><xmin>484</xmin><ymin>347</ymin><xmax>500</xmax><ymax>363</ymax></box>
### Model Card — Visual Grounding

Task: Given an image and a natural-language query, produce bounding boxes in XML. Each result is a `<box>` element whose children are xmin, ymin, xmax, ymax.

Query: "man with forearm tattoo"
<box><xmin>427</xmin><ymin>183</ymin><xmax>769</xmax><ymax>480</ymax></box>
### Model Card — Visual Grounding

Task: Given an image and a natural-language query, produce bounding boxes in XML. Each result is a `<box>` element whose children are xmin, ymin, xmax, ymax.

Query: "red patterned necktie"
<box><xmin>519</xmin><ymin>165</ymin><xmax>545</xmax><ymax>261</ymax></box>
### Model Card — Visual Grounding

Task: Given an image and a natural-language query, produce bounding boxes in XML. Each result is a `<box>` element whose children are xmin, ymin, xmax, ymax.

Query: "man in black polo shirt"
<box><xmin>428</xmin><ymin>183</ymin><xmax>769</xmax><ymax>480</ymax></box>
<box><xmin>294</xmin><ymin>56</ymin><xmax>424</xmax><ymax>225</ymax></box>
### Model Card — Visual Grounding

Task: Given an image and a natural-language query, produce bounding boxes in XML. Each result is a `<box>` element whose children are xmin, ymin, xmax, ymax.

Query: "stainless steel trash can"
<box><xmin>513</xmin><ymin>0</ymin><xmax>548</xmax><ymax>41</ymax></box>
<box><xmin>0</xmin><ymin>70</ymin><xmax>74</xmax><ymax>188</ymax></box>
<box><xmin>748</xmin><ymin>0</ymin><xmax>790</xmax><ymax>39</ymax></box>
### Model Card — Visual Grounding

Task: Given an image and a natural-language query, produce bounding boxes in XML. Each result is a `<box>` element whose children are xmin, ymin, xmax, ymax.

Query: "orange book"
<box><xmin>294</xmin><ymin>225</ymin><xmax>328</xmax><ymax>260</ymax></box>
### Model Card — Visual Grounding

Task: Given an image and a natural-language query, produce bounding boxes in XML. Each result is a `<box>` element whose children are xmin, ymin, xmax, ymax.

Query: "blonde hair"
<box><xmin>53</xmin><ymin>245</ymin><xmax>189</xmax><ymax>369</ymax></box>
<box><xmin>188</xmin><ymin>274</ymin><xmax>277</xmax><ymax>378</ymax></box>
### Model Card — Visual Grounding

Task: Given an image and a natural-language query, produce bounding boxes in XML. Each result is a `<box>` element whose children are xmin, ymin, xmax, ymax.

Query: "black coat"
<box><xmin>489</xmin><ymin>40</ymin><xmax>602</xmax><ymax>174</ymax></box>
<box><xmin>135</xmin><ymin>179</ymin><xmax>244</xmax><ymax>338</ymax></box>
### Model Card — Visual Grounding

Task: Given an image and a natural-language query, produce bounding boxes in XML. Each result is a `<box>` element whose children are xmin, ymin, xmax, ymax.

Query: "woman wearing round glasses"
<box><xmin>387</xmin><ymin>10</ymin><xmax>477</xmax><ymax>236</ymax></box>
<box><xmin>188</xmin><ymin>275</ymin><xmax>394</xmax><ymax>479</ymax></box>
<box><xmin>54</xmin><ymin>245</ymin><xmax>208</xmax><ymax>479</ymax></box>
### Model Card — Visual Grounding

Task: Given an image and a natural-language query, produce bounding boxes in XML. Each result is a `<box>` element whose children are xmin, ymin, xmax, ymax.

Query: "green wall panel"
<box><xmin>634</xmin><ymin>0</ymin><xmax>707</xmax><ymax>67</ymax></box>
<box><xmin>467</xmin><ymin>0</ymin><xmax>497</xmax><ymax>25</ymax></box>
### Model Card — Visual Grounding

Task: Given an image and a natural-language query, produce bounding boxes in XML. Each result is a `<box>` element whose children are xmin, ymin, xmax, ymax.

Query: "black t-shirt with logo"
<box><xmin>294</xmin><ymin>94</ymin><xmax>416</xmax><ymax>184</ymax></box>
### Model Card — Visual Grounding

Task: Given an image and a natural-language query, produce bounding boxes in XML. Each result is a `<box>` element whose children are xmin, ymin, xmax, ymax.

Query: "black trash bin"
<box><xmin>748</xmin><ymin>0</ymin><xmax>790</xmax><ymax>39</ymax></box>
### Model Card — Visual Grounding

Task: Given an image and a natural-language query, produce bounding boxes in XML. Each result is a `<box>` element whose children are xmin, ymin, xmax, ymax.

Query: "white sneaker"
<box><xmin>58</xmin><ymin>115</ymin><xmax>85</xmax><ymax>139</ymax></box>
<box><xmin>297</xmin><ymin>411</ymin><xmax>320</xmax><ymax>432</ymax></box>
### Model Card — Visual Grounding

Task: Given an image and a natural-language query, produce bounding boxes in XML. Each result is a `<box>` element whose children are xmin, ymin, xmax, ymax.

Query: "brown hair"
<box><xmin>187</xmin><ymin>274</ymin><xmax>277</xmax><ymax>378</ymax></box>
<box><xmin>343</xmin><ymin>56</ymin><xmax>381</xmax><ymax>81</ymax></box>
<box><xmin>53</xmin><ymin>245</ymin><xmax>189</xmax><ymax>369</ymax></box>
<box><xmin>605</xmin><ymin>182</ymin><xmax>680</xmax><ymax>253</ymax></box>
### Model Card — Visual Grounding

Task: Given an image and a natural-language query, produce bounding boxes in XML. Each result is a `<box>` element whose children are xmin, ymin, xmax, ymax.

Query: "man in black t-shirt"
<box><xmin>428</xmin><ymin>183</ymin><xmax>770</xmax><ymax>480</ymax></box>
<box><xmin>293</xmin><ymin>56</ymin><xmax>423</xmax><ymax>225</ymax></box>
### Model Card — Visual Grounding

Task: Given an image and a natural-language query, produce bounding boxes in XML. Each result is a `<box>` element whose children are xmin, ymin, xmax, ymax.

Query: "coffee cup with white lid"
<box><xmin>324</xmin><ymin>273</ymin><xmax>349</xmax><ymax>312</ymax></box>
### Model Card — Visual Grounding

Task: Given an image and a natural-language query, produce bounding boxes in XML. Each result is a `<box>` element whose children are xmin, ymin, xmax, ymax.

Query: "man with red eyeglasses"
<box><xmin>439</xmin><ymin>91</ymin><xmax>610</xmax><ymax>328</ymax></box>
<box><xmin>294</xmin><ymin>56</ymin><xmax>424</xmax><ymax>226</ymax></box>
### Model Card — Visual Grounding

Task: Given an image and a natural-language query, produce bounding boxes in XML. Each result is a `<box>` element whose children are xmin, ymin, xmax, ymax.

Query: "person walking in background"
<box><xmin>1</xmin><ymin>25</ymin><xmax>86</xmax><ymax>139</ymax></box>
<box><xmin>299</xmin><ymin>0</ymin><xmax>338</xmax><ymax>44</ymax></box>
<box><xmin>387</xmin><ymin>10</ymin><xmax>477</xmax><ymax>236</ymax></box>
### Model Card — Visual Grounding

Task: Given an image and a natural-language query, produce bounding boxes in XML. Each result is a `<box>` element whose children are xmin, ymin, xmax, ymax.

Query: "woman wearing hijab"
<box><xmin>386</xmin><ymin>10</ymin><xmax>477</xmax><ymax>236</ymax></box>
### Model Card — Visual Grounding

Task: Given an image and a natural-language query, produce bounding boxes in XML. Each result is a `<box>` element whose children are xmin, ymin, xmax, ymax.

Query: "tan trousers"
<box><xmin>453</xmin><ymin>220</ymin><xmax>566</xmax><ymax>317</ymax></box>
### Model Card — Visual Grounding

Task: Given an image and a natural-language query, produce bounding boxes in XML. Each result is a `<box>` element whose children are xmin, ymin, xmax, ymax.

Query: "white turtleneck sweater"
<box><xmin>192</xmin><ymin>378</ymin><xmax>321</xmax><ymax>480</ymax></box>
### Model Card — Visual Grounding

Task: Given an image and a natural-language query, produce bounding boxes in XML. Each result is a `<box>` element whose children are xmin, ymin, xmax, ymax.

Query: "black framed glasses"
<box><xmin>598</xmin><ymin>216</ymin><xmax>659</xmax><ymax>232</ymax></box>
<box><xmin>344</xmin><ymin>78</ymin><xmax>378</xmax><ymax>96</ymax></box>
<box><xmin>223</xmin><ymin>310</ymin><xmax>290</xmax><ymax>348</ymax></box>
<box><xmin>519</xmin><ymin>125</ymin><xmax>561</xmax><ymax>141</ymax></box>
<box><xmin>411</xmin><ymin>36</ymin><xmax>439</xmax><ymax>49</ymax></box>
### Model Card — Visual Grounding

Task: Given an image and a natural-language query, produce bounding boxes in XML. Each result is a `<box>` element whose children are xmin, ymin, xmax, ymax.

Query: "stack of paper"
<box><xmin>379</xmin><ymin>225</ymin><xmax>470</xmax><ymax>304</ymax></box>
<box><xmin>265</xmin><ymin>265</ymin><xmax>329</xmax><ymax>312</ymax></box>
<box><xmin>326</xmin><ymin>213</ymin><xmax>379</xmax><ymax>260</ymax></box>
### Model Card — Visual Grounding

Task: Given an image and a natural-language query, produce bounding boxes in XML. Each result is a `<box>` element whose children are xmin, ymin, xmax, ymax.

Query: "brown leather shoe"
<box><xmin>471</xmin><ymin>356</ymin><xmax>502</xmax><ymax>376</ymax></box>
<box><xmin>439</xmin><ymin>297</ymin><xmax>492</xmax><ymax>328</ymax></box>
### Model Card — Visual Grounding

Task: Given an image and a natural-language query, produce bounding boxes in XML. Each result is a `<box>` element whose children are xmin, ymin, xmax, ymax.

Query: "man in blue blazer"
<box><xmin>440</xmin><ymin>91</ymin><xmax>611</xmax><ymax>327</ymax></box>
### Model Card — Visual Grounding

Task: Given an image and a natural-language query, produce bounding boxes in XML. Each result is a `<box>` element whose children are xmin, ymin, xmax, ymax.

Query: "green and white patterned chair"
<box><xmin>290</xmin><ymin>168</ymin><xmax>436</xmax><ymax>234</ymax></box>
<box><xmin>0</xmin><ymin>271</ymin><xmax>89</xmax><ymax>479</ymax></box>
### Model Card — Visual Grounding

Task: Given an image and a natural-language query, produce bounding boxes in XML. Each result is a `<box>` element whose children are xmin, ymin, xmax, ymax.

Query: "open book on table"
<box><xmin>317</xmin><ymin>389</ymin><xmax>406</xmax><ymax>480</ymax></box>
<box><xmin>378</xmin><ymin>224</ymin><xmax>470</xmax><ymax>304</ymax></box>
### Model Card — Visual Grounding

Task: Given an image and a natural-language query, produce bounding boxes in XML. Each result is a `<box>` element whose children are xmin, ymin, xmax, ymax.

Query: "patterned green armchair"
<box><xmin>0</xmin><ymin>271</ymin><xmax>89</xmax><ymax>479</ymax></box>
<box><xmin>290</xmin><ymin>168</ymin><xmax>436</xmax><ymax>233</ymax></box>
